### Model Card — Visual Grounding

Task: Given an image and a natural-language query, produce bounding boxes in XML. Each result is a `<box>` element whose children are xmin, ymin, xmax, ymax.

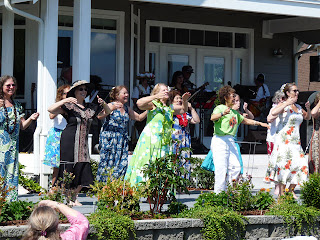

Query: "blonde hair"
<box><xmin>315</xmin><ymin>92</ymin><xmax>320</xmax><ymax>106</ymax></box>
<box><xmin>22</xmin><ymin>206</ymin><xmax>61</xmax><ymax>240</ymax></box>
<box><xmin>283</xmin><ymin>83</ymin><xmax>296</xmax><ymax>98</ymax></box>
<box><xmin>151</xmin><ymin>83</ymin><xmax>170</xmax><ymax>105</ymax></box>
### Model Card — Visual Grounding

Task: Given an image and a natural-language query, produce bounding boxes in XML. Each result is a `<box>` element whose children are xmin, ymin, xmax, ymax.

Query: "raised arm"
<box><xmin>97</xmin><ymin>96</ymin><xmax>123</xmax><ymax>120</ymax></box>
<box><xmin>270</xmin><ymin>97</ymin><xmax>295</xmax><ymax>117</ymax></box>
<box><xmin>128</xmin><ymin>107</ymin><xmax>148</xmax><ymax>121</ymax></box>
<box><xmin>48</xmin><ymin>97</ymin><xmax>77</xmax><ymax>115</ymax></box>
<box><xmin>243</xmin><ymin>102</ymin><xmax>254</xmax><ymax>120</ymax></box>
<box><xmin>137</xmin><ymin>94</ymin><xmax>162</xmax><ymax>110</ymax></box>
<box><xmin>302</xmin><ymin>101</ymin><xmax>311</xmax><ymax>120</ymax></box>
<box><xmin>211</xmin><ymin>107</ymin><xmax>230</xmax><ymax>122</ymax></box>
<box><xmin>173</xmin><ymin>92</ymin><xmax>191</xmax><ymax>115</ymax></box>
<box><xmin>188</xmin><ymin>103</ymin><xmax>200</xmax><ymax>124</ymax></box>
<box><xmin>20</xmin><ymin>112</ymin><xmax>39</xmax><ymax>130</ymax></box>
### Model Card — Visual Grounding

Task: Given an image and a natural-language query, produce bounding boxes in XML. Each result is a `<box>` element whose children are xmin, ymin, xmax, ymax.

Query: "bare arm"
<box><xmin>137</xmin><ymin>94</ymin><xmax>159</xmax><ymax>111</ymax></box>
<box><xmin>49</xmin><ymin>113</ymin><xmax>58</xmax><ymax>119</ymax></box>
<box><xmin>241</xmin><ymin>118</ymin><xmax>270</xmax><ymax>129</ymax></box>
<box><xmin>48</xmin><ymin>97</ymin><xmax>77</xmax><ymax>115</ymax></box>
<box><xmin>243</xmin><ymin>102</ymin><xmax>254</xmax><ymax>120</ymax></box>
<box><xmin>303</xmin><ymin>101</ymin><xmax>311</xmax><ymax>120</ymax></box>
<box><xmin>128</xmin><ymin>107</ymin><xmax>148</xmax><ymax>121</ymax></box>
<box><xmin>270</xmin><ymin>97</ymin><xmax>295</xmax><ymax>117</ymax></box>
<box><xmin>211</xmin><ymin>107</ymin><xmax>230</xmax><ymax>122</ymax></box>
<box><xmin>188</xmin><ymin>103</ymin><xmax>200</xmax><ymax>124</ymax></box>
<box><xmin>38</xmin><ymin>200</ymin><xmax>80</xmax><ymax>218</ymax></box>
<box><xmin>97</xmin><ymin>101</ymin><xmax>123</xmax><ymax>120</ymax></box>
<box><xmin>20</xmin><ymin>112</ymin><xmax>40</xmax><ymax>130</ymax></box>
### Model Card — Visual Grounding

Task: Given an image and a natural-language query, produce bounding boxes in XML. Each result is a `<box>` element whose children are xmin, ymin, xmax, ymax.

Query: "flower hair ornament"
<box><xmin>41</xmin><ymin>230</ymin><xmax>47</xmax><ymax>236</ymax></box>
<box><xmin>280</xmin><ymin>84</ymin><xmax>286</xmax><ymax>93</ymax></box>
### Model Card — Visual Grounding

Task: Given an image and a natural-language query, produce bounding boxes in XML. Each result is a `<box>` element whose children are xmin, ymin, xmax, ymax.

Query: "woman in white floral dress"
<box><xmin>269</xmin><ymin>83</ymin><xmax>311</xmax><ymax>197</ymax></box>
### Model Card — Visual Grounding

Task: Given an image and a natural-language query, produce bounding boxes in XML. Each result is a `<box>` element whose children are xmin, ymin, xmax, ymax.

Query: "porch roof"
<box><xmin>131</xmin><ymin>0</ymin><xmax>320</xmax><ymax>18</ymax></box>
<box><xmin>0</xmin><ymin>0</ymin><xmax>37</xmax><ymax>5</ymax></box>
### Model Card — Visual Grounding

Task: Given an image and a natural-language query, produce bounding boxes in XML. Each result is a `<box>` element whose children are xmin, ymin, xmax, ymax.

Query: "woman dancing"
<box><xmin>211</xmin><ymin>85</ymin><xmax>269</xmax><ymax>193</ymax></box>
<box><xmin>48</xmin><ymin>80</ymin><xmax>118</xmax><ymax>205</ymax></box>
<box><xmin>97</xmin><ymin>85</ymin><xmax>147</xmax><ymax>181</ymax></box>
<box><xmin>269</xmin><ymin>83</ymin><xmax>310</xmax><ymax>196</ymax></box>
<box><xmin>170</xmin><ymin>90</ymin><xmax>200</xmax><ymax>178</ymax></box>
<box><xmin>0</xmin><ymin>75</ymin><xmax>39</xmax><ymax>201</ymax></box>
<box><xmin>125</xmin><ymin>83</ymin><xmax>190</xmax><ymax>185</ymax></box>
<box><xmin>44</xmin><ymin>84</ymin><xmax>70</xmax><ymax>187</ymax></box>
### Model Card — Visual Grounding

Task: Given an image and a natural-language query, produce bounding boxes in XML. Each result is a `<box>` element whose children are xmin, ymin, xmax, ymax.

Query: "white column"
<box><xmin>40</xmin><ymin>0</ymin><xmax>59</xmax><ymax>188</ymax></box>
<box><xmin>72</xmin><ymin>0</ymin><xmax>91</xmax><ymax>82</ymax></box>
<box><xmin>1</xmin><ymin>8</ymin><xmax>14</xmax><ymax>76</ymax></box>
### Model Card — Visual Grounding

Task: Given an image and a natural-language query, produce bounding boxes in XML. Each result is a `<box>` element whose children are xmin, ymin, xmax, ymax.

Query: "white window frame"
<box><xmin>58</xmin><ymin>7</ymin><xmax>125</xmax><ymax>85</ymax></box>
<box><xmin>145</xmin><ymin>20</ymin><xmax>254</xmax><ymax>86</ymax></box>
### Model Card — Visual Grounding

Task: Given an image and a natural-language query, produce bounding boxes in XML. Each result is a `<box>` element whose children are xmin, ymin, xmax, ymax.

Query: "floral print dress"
<box><xmin>269</xmin><ymin>104</ymin><xmax>308</xmax><ymax>185</ymax></box>
<box><xmin>0</xmin><ymin>101</ymin><xmax>24</xmax><ymax>201</ymax></box>
<box><xmin>125</xmin><ymin>100</ymin><xmax>173</xmax><ymax>186</ymax></box>
<box><xmin>97</xmin><ymin>106</ymin><xmax>130</xmax><ymax>181</ymax></box>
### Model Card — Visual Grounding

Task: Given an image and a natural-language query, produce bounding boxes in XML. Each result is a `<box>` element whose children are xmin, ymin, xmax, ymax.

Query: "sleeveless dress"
<box><xmin>58</xmin><ymin>102</ymin><xmax>100</xmax><ymax>188</ymax></box>
<box><xmin>269</xmin><ymin>105</ymin><xmax>308</xmax><ymax>185</ymax></box>
<box><xmin>43</xmin><ymin>115</ymin><xmax>67</xmax><ymax>168</ymax></box>
<box><xmin>97</xmin><ymin>106</ymin><xmax>130</xmax><ymax>181</ymax></box>
<box><xmin>125</xmin><ymin>100</ymin><xmax>173</xmax><ymax>185</ymax></box>
<box><xmin>0</xmin><ymin>101</ymin><xmax>25</xmax><ymax>201</ymax></box>
<box><xmin>309</xmin><ymin>116</ymin><xmax>320</xmax><ymax>173</ymax></box>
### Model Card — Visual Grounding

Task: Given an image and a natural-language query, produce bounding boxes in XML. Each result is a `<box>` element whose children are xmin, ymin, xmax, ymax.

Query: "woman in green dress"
<box><xmin>125</xmin><ymin>83</ymin><xmax>190</xmax><ymax>185</ymax></box>
<box><xmin>0</xmin><ymin>75</ymin><xmax>39</xmax><ymax>201</ymax></box>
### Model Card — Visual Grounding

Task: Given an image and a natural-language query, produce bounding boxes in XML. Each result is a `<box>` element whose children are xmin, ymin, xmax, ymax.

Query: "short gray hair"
<box><xmin>272</xmin><ymin>90</ymin><xmax>285</xmax><ymax>104</ymax></box>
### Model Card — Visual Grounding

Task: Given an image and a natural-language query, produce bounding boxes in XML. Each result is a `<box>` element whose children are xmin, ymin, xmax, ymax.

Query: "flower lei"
<box><xmin>4</xmin><ymin>101</ymin><xmax>17</xmax><ymax>134</ymax></box>
<box><xmin>176</xmin><ymin>113</ymin><xmax>188</xmax><ymax>127</ymax></box>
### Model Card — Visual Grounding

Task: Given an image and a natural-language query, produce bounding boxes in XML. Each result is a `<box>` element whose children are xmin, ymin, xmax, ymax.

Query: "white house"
<box><xmin>1</xmin><ymin>0</ymin><xmax>320</xmax><ymax>187</ymax></box>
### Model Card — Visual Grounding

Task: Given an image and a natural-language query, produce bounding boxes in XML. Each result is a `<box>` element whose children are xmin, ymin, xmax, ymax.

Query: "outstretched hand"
<box><xmin>223</xmin><ymin>107</ymin><xmax>230</xmax><ymax>116</ymax></box>
<box><xmin>30</xmin><ymin>112</ymin><xmax>39</xmax><ymax>121</ymax></box>
<box><xmin>182</xmin><ymin>92</ymin><xmax>191</xmax><ymax>102</ymax></box>
<box><xmin>64</xmin><ymin>97</ymin><xmax>77</xmax><ymax>104</ymax></box>
<box><xmin>305</xmin><ymin>101</ymin><xmax>310</xmax><ymax>110</ymax></box>
<box><xmin>243</xmin><ymin>102</ymin><xmax>248</xmax><ymax>111</ymax></box>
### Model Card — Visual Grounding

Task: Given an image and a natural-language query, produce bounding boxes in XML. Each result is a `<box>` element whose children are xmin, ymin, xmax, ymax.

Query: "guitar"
<box><xmin>248</xmin><ymin>98</ymin><xmax>267</xmax><ymax>117</ymax></box>
<box><xmin>188</xmin><ymin>82</ymin><xmax>209</xmax><ymax>102</ymax></box>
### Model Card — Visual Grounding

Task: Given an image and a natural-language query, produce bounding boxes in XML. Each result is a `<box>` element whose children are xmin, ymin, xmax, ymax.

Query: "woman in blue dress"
<box><xmin>44</xmin><ymin>84</ymin><xmax>70</xmax><ymax>187</ymax></box>
<box><xmin>0</xmin><ymin>75</ymin><xmax>39</xmax><ymax>201</ymax></box>
<box><xmin>97</xmin><ymin>86</ymin><xmax>147</xmax><ymax>181</ymax></box>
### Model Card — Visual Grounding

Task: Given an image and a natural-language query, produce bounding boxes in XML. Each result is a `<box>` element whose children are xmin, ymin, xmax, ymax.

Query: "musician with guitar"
<box><xmin>249</xmin><ymin>73</ymin><xmax>270</xmax><ymax>118</ymax></box>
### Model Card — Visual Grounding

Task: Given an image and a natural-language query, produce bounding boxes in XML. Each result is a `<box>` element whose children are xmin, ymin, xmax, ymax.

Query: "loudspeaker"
<box><xmin>310</xmin><ymin>56</ymin><xmax>320</xmax><ymax>82</ymax></box>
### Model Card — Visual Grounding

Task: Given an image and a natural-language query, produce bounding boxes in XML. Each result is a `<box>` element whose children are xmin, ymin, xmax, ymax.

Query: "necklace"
<box><xmin>4</xmin><ymin>101</ymin><xmax>17</xmax><ymax>134</ymax></box>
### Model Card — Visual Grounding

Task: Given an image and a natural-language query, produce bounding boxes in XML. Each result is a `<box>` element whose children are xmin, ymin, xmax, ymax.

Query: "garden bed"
<box><xmin>0</xmin><ymin>215</ymin><xmax>319</xmax><ymax>240</ymax></box>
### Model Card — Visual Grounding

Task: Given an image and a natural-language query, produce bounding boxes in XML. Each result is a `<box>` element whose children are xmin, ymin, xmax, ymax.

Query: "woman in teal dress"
<box><xmin>0</xmin><ymin>75</ymin><xmax>39</xmax><ymax>201</ymax></box>
<box><xmin>125</xmin><ymin>83</ymin><xmax>190</xmax><ymax>186</ymax></box>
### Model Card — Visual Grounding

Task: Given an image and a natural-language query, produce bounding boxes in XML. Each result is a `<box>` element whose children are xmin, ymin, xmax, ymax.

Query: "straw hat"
<box><xmin>67</xmin><ymin>80</ymin><xmax>94</xmax><ymax>98</ymax></box>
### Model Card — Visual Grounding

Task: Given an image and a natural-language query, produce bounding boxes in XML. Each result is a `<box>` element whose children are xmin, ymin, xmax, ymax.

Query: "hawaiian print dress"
<box><xmin>0</xmin><ymin>101</ymin><xmax>25</xmax><ymax>201</ymax></box>
<box><xmin>97</xmin><ymin>106</ymin><xmax>130</xmax><ymax>181</ymax></box>
<box><xmin>172</xmin><ymin>113</ymin><xmax>192</xmax><ymax>178</ymax></box>
<box><xmin>125</xmin><ymin>100</ymin><xmax>173</xmax><ymax>186</ymax></box>
<box><xmin>269</xmin><ymin>104</ymin><xmax>308</xmax><ymax>185</ymax></box>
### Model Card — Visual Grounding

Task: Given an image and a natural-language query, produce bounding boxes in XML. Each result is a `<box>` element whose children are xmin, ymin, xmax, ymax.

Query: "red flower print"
<box><xmin>286</xmin><ymin>130</ymin><xmax>292</xmax><ymax>135</ymax></box>
<box><xmin>229</xmin><ymin>117</ymin><xmax>237</xmax><ymax>128</ymax></box>
<box><xmin>298</xmin><ymin>141</ymin><xmax>301</xmax><ymax>145</ymax></box>
<box><xmin>290</xmin><ymin>126</ymin><xmax>294</xmax><ymax>131</ymax></box>
<box><xmin>277</xmin><ymin>168</ymin><xmax>281</xmax><ymax>175</ymax></box>
<box><xmin>300</xmin><ymin>153</ymin><xmax>304</xmax><ymax>158</ymax></box>
<box><xmin>301</xmin><ymin>166</ymin><xmax>308</xmax><ymax>174</ymax></box>
<box><xmin>290</xmin><ymin>109</ymin><xmax>293</xmax><ymax>113</ymax></box>
<box><xmin>285</xmin><ymin>139</ymin><xmax>289</xmax><ymax>144</ymax></box>
<box><xmin>285</xmin><ymin>163</ymin><xmax>290</xmax><ymax>169</ymax></box>
<box><xmin>291</xmin><ymin>171</ymin><xmax>296</xmax><ymax>174</ymax></box>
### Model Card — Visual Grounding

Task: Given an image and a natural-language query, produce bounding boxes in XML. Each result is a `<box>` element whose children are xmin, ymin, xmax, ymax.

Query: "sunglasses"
<box><xmin>5</xmin><ymin>84</ymin><xmax>16</xmax><ymax>88</ymax></box>
<box><xmin>78</xmin><ymin>87</ymin><xmax>87</xmax><ymax>92</ymax></box>
<box><xmin>291</xmin><ymin>89</ymin><xmax>299</xmax><ymax>93</ymax></box>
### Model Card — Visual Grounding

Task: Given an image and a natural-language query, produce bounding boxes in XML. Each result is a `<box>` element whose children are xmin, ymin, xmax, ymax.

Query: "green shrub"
<box><xmin>88</xmin><ymin>209</ymin><xmax>136</xmax><ymax>240</ymax></box>
<box><xmin>195</xmin><ymin>191</ymin><xmax>229</xmax><ymax>208</ymax></box>
<box><xmin>177</xmin><ymin>205</ymin><xmax>246</xmax><ymax>240</ymax></box>
<box><xmin>167</xmin><ymin>201</ymin><xmax>188</xmax><ymax>215</ymax></box>
<box><xmin>301</xmin><ymin>173</ymin><xmax>320</xmax><ymax>209</ymax></box>
<box><xmin>19</xmin><ymin>164</ymin><xmax>42</xmax><ymax>193</ymax></box>
<box><xmin>189</xmin><ymin>157</ymin><xmax>215</xmax><ymax>190</ymax></box>
<box><xmin>90</xmin><ymin>159</ymin><xmax>99</xmax><ymax>179</ymax></box>
<box><xmin>0</xmin><ymin>200</ymin><xmax>34</xmax><ymax>223</ymax></box>
<box><xmin>266</xmin><ymin>194</ymin><xmax>320</xmax><ymax>235</ymax></box>
<box><xmin>254</xmin><ymin>188</ymin><xmax>274</xmax><ymax>210</ymax></box>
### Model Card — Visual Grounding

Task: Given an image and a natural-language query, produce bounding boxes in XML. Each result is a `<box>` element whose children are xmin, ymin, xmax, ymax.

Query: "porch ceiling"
<box><xmin>0</xmin><ymin>0</ymin><xmax>37</xmax><ymax>5</ymax></box>
<box><xmin>130</xmin><ymin>0</ymin><xmax>320</xmax><ymax>18</ymax></box>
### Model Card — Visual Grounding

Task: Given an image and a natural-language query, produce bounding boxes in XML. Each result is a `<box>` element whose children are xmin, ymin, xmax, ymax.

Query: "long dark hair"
<box><xmin>0</xmin><ymin>75</ymin><xmax>17</xmax><ymax>100</ymax></box>
<box><xmin>170</xmin><ymin>71</ymin><xmax>183</xmax><ymax>87</ymax></box>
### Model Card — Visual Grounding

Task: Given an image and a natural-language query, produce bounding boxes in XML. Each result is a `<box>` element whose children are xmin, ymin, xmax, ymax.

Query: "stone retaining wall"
<box><xmin>0</xmin><ymin>216</ymin><xmax>319</xmax><ymax>240</ymax></box>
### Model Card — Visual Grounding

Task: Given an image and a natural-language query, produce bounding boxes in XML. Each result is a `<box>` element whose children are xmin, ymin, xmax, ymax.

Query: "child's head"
<box><xmin>23</xmin><ymin>206</ymin><xmax>60</xmax><ymax>240</ymax></box>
